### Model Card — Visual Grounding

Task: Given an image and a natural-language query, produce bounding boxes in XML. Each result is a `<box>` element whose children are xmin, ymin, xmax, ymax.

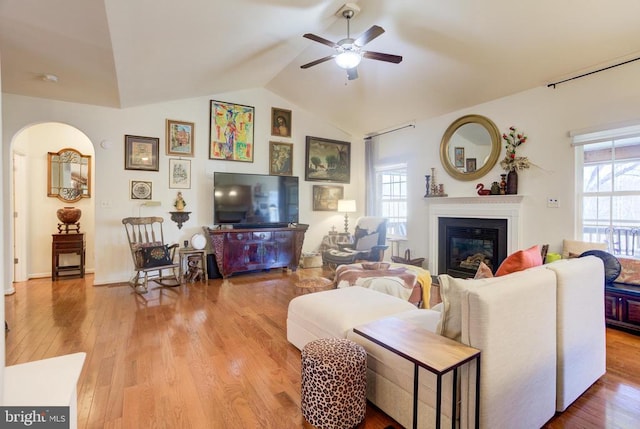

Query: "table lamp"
<box><xmin>337</xmin><ymin>199</ymin><xmax>357</xmax><ymax>234</ymax></box>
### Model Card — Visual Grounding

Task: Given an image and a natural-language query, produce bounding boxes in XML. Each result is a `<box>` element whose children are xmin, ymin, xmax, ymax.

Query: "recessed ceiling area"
<box><xmin>2</xmin><ymin>0</ymin><xmax>640</xmax><ymax>135</ymax></box>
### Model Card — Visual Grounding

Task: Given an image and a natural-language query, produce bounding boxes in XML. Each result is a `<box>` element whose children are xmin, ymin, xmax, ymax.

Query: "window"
<box><xmin>575</xmin><ymin>126</ymin><xmax>640</xmax><ymax>257</ymax></box>
<box><xmin>375</xmin><ymin>165</ymin><xmax>407</xmax><ymax>238</ymax></box>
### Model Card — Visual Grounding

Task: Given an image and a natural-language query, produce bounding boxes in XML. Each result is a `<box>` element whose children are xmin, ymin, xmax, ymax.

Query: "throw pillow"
<box><xmin>474</xmin><ymin>262</ymin><xmax>494</xmax><ymax>279</ymax></box>
<box><xmin>562</xmin><ymin>239</ymin><xmax>607</xmax><ymax>259</ymax></box>
<box><xmin>579</xmin><ymin>249</ymin><xmax>621</xmax><ymax>284</ymax></box>
<box><xmin>436</xmin><ymin>274</ymin><xmax>497</xmax><ymax>342</ymax></box>
<box><xmin>355</xmin><ymin>232</ymin><xmax>379</xmax><ymax>251</ymax></box>
<box><xmin>615</xmin><ymin>257</ymin><xmax>640</xmax><ymax>285</ymax></box>
<box><xmin>140</xmin><ymin>245</ymin><xmax>173</xmax><ymax>268</ymax></box>
<box><xmin>495</xmin><ymin>245</ymin><xmax>543</xmax><ymax>277</ymax></box>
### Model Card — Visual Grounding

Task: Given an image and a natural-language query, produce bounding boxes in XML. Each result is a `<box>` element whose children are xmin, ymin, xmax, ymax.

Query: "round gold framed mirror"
<box><xmin>439</xmin><ymin>114</ymin><xmax>501</xmax><ymax>181</ymax></box>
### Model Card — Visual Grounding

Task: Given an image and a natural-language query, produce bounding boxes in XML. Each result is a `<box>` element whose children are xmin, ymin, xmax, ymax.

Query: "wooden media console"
<box><xmin>205</xmin><ymin>225</ymin><xmax>308</xmax><ymax>278</ymax></box>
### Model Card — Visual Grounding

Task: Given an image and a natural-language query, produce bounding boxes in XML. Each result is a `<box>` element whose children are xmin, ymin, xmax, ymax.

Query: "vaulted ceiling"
<box><xmin>2</xmin><ymin>0</ymin><xmax>640</xmax><ymax>135</ymax></box>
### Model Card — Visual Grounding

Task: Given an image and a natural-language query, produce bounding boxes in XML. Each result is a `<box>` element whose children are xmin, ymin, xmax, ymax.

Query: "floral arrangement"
<box><xmin>500</xmin><ymin>126</ymin><xmax>530</xmax><ymax>171</ymax></box>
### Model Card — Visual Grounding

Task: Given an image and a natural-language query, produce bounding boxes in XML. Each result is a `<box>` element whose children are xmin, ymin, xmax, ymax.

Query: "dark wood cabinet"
<box><xmin>206</xmin><ymin>225</ymin><xmax>307</xmax><ymax>278</ymax></box>
<box><xmin>605</xmin><ymin>283</ymin><xmax>640</xmax><ymax>334</ymax></box>
<box><xmin>52</xmin><ymin>233</ymin><xmax>86</xmax><ymax>280</ymax></box>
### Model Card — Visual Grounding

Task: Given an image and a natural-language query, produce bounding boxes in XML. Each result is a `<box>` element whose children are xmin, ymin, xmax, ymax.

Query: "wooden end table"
<box><xmin>178</xmin><ymin>248</ymin><xmax>208</xmax><ymax>284</ymax></box>
<box><xmin>353</xmin><ymin>317</ymin><xmax>480</xmax><ymax>429</ymax></box>
<box><xmin>51</xmin><ymin>233</ymin><xmax>86</xmax><ymax>280</ymax></box>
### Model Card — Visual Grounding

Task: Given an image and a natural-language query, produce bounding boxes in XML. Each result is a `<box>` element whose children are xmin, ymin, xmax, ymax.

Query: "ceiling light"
<box><xmin>335</xmin><ymin>50</ymin><xmax>362</xmax><ymax>69</ymax></box>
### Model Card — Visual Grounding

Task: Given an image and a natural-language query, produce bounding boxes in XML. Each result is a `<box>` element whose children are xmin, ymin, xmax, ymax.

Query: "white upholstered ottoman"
<box><xmin>286</xmin><ymin>286</ymin><xmax>417</xmax><ymax>350</ymax></box>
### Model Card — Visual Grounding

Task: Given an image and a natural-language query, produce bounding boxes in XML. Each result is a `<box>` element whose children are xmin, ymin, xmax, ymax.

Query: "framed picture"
<box><xmin>312</xmin><ymin>185</ymin><xmax>344</xmax><ymax>211</ymax></box>
<box><xmin>130</xmin><ymin>180</ymin><xmax>152</xmax><ymax>200</ymax></box>
<box><xmin>466</xmin><ymin>158</ymin><xmax>477</xmax><ymax>173</ymax></box>
<box><xmin>271</xmin><ymin>107</ymin><xmax>292</xmax><ymax>138</ymax></box>
<box><xmin>305</xmin><ymin>136</ymin><xmax>351</xmax><ymax>183</ymax></box>
<box><xmin>125</xmin><ymin>135</ymin><xmax>159</xmax><ymax>171</ymax></box>
<box><xmin>169</xmin><ymin>158</ymin><xmax>191</xmax><ymax>189</ymax></box>
<box><xmin>269</xmin><ymin>141</ymin><xmax>293</xmax><ymax>176</ymax></box>
<box><xmin>454</xmin><ymin>147</ymin><xmax>465</xmax><ymax>168</ymax></box>
<box><xmin>166</xmin><ymin>119</ymin><xmax>194</xmax><ymax>156</ymax></box>
<box><xmin>209</xmin><ymin>100</ymin><xmax>255</xmax><ymax>162</ymax></box>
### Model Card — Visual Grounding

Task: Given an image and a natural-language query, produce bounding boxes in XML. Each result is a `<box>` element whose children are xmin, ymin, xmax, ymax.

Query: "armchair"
<box><xmin>322</xmin><ymin>217</ymin><xmax>388</xmax><ymax>268</ymax></box>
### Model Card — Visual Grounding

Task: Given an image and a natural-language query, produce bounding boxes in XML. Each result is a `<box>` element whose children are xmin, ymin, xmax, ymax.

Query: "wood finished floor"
<box><xmin>5</xmin><ymin>269</ymin><xmax>640</xmax><ymax>428</ymax></box>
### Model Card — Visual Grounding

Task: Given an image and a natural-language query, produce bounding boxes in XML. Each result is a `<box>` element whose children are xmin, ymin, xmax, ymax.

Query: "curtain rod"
<box><xmin>364</xmin><ymin>124</ymin><xmax>415</xmax><ymax>140</ymax></box>
<box><xmin>547</xmin><ymin>56</ymin><xmax>640</xmax><ymax>89</ymax></box>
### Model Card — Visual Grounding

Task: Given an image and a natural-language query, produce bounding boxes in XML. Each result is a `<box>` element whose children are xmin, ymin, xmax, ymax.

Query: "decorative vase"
<box><xmin>506</xmin><ymin>170</ymin><xmax>518</xmax><ymax>195</ymax></box>
<box><xmin>56</xmin><ymin>207</ymin><xmax>82</xmax><ymax>224</ymax></box>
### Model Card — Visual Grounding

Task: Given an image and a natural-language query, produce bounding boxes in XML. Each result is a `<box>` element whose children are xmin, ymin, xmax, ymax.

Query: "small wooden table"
<box><xmin>52</xmin><ymin>233</ymin><xmax>86</xmax><ymax>280</ymax></box>
<box><xmin>353</xmin><ymin>317</ymin><xmax>481</xmax><ymax>429</ymax></box>
<box><xmin>178</xmin><ymin>248</ymin><xmax>207</xmax><ymax>284</ymax></box>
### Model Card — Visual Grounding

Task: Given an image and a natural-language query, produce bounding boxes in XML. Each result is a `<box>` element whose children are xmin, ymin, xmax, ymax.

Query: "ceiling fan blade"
<box><xmin>300</xmin><ymin>55</ymin><xmax>336</xmax><ymax>69</ymax></box>
<box><xmin>303</xmin><ymin>33</ymin><xmax>339</xmax><ymax>48</ymax></box>
<box><xmin>363</xmin><ymin>51</ymin><xmax>403</xmax><ymax>64</ymax></box>
<box><xmin>354</xmin><ymin>25</ymin><xmax>385</xmax><ymax>47</ymax></box>
<box><xmin>347</xmin><ymin>68</ymin><xmax>358</xmax><ymax>80</ymax></box>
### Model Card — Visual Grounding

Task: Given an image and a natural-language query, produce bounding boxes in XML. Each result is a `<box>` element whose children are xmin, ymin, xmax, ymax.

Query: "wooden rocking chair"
<box><xmin>122</xmin><ymin>216</ymin><xmax>180</xmax><ymax>294</ymax></box>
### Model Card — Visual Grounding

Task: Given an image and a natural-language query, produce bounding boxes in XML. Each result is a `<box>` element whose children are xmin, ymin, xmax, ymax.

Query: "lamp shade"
<box><xmin>337</xmin><ymin>199</ymin><xmax>357</xmax><ymax>213</ymax></box>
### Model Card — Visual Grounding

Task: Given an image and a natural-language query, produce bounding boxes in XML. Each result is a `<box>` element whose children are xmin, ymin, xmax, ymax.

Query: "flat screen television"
<box><xmin>213</xmin><ymin>172</ymin><xmax>299</xmax><ymax>228</ymax></box>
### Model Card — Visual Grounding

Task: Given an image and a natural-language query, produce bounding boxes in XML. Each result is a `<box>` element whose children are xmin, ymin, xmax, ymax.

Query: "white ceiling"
<box><xmin>2</xmin><ymin>0</ymin><xmax>640</xmax><ymax>135</ymax></box>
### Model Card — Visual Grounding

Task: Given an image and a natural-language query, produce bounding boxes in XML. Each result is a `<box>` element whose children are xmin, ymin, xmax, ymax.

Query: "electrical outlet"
<box><xmin>547</xmin><ymin>198</ymin><xmax>559</xmax><ymax>208</ymax></box>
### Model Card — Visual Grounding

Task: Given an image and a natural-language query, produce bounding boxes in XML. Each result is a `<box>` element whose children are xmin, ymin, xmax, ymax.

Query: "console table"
<box><xmin>354</xmin><ymin>317</ymin><xmax>480</xmax><ymax>429</ymax></box>
<box><xmin>52</xmin><ymin>233</ymin><xmax>86</xmax><ymax>280</ymax></box>
<box><xmin>205</xmin><ymin>225</ymin><xmax>308</xmax><ymax>278</ymax></box>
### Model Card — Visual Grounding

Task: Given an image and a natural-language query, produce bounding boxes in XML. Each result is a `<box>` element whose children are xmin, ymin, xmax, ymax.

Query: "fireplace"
<box><xmin>438</xmin><ymin>217</ymin><xmax>508</xmax><ymax>278</ymax></box>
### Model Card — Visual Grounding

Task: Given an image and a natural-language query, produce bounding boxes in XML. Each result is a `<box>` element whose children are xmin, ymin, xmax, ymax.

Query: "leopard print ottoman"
<box><xmin>301</xmin><ymin>338</ymin><xmax>367</xmax><ymax>429</ymax></box>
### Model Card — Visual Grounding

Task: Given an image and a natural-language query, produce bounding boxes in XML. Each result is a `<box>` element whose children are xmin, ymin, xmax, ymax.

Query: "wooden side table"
<box><xmin>388</xmin><ymin>238</ymin><xmax>408</xmax><ymax>258</ymax></box>
<box><xmin>354</xmin><ymin>317</ymin><xmax>481</xmax><ymax>429</ymax></box>
<box><xmin>178</xmin><ymin>248</ymin><xmax>207</xmax><ymax>284</ymax></box>
<box><xmin>52</xmin><ymin>233</ymin><xmax>86</xmax><ymax>280</ymax></box>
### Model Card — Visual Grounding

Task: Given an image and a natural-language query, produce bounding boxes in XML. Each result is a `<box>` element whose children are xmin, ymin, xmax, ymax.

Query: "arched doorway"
<box><xmin>11</xmin><ymin>122</ymin><xmax>95</xmax><ymax>284</ymax></box>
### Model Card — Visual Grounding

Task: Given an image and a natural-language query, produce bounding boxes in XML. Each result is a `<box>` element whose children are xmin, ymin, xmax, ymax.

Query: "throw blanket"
<box><xmin>335</xmin><ymin>263</ymin><xmax>431</xmax><ymax>307</ymax></box>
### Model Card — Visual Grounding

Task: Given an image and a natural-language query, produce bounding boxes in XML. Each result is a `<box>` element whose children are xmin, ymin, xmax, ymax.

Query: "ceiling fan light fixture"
<box><xmin>335</xmin><ymin>50</ymin><xmax>362</xmax><ymax>69</ymax></box>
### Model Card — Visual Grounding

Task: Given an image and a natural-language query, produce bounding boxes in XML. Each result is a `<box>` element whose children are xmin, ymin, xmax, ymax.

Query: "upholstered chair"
<box><xmin>322</xmin><ymin>217</ymin><xmax>388</xmax><ymax>268</ymax></box>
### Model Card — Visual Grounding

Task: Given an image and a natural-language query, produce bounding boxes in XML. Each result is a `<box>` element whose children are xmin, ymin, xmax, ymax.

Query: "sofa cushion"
<box><xmin>495</xmin><ymin>245</ymin><xmax>542</xmax><ymax>277</ymax></box>
<box><xmin>562</xmin><ymin>239</ymin><xmax>607</xmax><ymax>259</ymax></box>
<box><xmin>615</xmin><ymin>257</ymin><xmax>640</xmax><ymax>285</ymax></box>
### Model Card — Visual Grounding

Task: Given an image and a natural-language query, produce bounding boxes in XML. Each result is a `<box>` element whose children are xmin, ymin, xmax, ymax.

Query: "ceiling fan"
<box><xmin>300</xmin><ymin>7</ymin><xmax>403</xmax><ymax>80</ymax></box>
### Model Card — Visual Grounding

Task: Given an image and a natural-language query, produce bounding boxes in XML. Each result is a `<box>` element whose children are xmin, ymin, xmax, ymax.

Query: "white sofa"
<box><xmin>286</xmin><ymin>256</ymin><xmax>605</xmax><ymax>429</ymax></box>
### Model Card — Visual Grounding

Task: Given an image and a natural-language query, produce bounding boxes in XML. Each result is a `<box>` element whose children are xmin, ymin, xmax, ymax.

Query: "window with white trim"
<box><xmin>375</xmin><ymin>165</ymin><xmax>407</xmax><ymax>238</ymax></box>
<box><xmin>575</xmin><ymin>125</ymin><xmax>640</xmax><ymax>257</ymax></box>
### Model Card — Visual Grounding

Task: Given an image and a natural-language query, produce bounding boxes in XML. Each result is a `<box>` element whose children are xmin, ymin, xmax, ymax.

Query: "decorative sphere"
<box><xmin>56</xmin><ymin>207</ymin><xmax>82</xmax><ymax>224</ymax></box>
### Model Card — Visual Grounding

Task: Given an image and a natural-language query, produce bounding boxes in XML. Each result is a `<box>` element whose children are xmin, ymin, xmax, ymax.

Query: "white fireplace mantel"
<box><xmin>426</xmin><ymin>195</ymin><xmax>524</xmax><ymax>274</ymax></box>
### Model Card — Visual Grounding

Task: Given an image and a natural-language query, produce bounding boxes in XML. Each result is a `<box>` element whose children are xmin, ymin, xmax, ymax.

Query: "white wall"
<box><xmin>2</xmin><ymin>89</ymin><xmax>358</xmax><ymax>285</ymax></box>
<box><xmin>383</xmin><ymin>60</ymin><xmax>640</xmax><ymax>266</ymax></box>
